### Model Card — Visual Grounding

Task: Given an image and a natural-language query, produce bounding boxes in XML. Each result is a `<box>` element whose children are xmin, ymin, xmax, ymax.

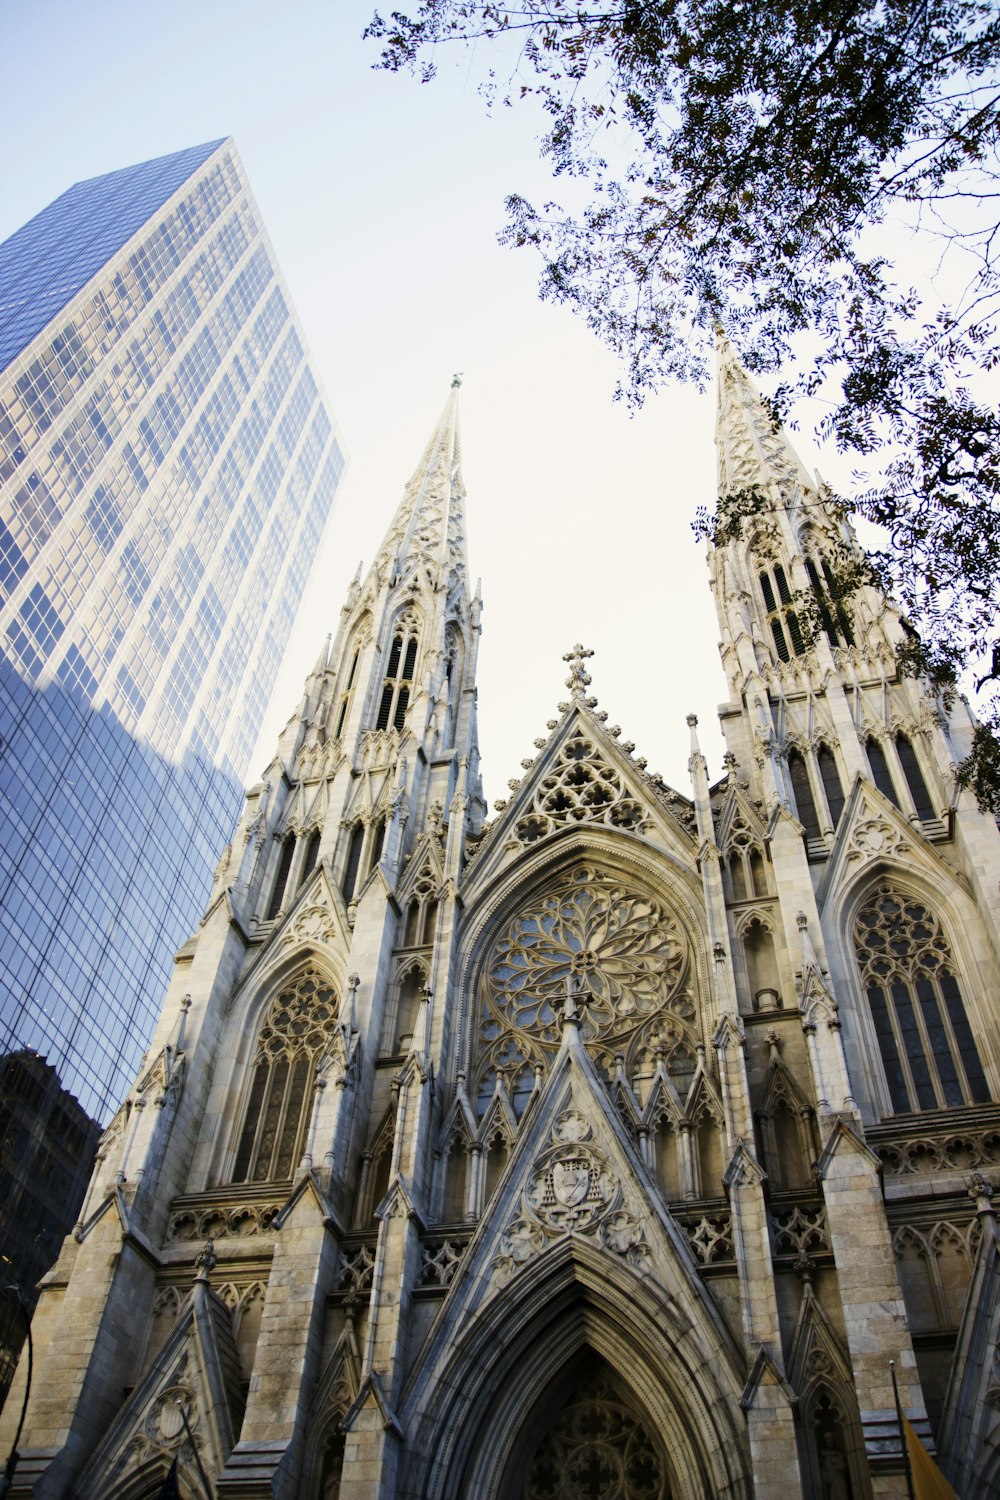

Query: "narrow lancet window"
<box><xmin>342</xmin><ymin>822</ymin><xmax>364</xmax><ymax>903</ymax></box>
<box><xmin>818</xmin><ymin>745</ymin><xmax>844</xmax><ymax>828</ymax></box>
<box><xmin>788</xmin><ymin>751</ymin><xmax>821</xmax><ymax>841</ymax></box>
<box><xmin>896</xmin><ymin>735</ymin><xmax>935</xmax><ymax>821</ymax></box>
<box><xmin>866</xmin><ymin>738</ymin><xmax>899</xmax><ymax>806</ymax></box>
<box><xmin>374</xmin><ymin>623</ymin><xmax>419</xmax><ymax>733</ymax></box>
<box><xmin>266</xmin><ymin>834</ymin><xmax>296</xmax><ymax>921</ymax></box>
<box><xmin>760</xmin><ymin>565</ymin><xmax>804</xmax><ymax>662</ymax></box>
<box><xmin>300</xmin><ymin>828</ymin><xmax>321</xmax><ymax>886</ymax></box>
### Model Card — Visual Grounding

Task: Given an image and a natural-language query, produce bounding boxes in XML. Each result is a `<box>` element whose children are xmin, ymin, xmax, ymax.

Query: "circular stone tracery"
<box><xmin>478</xmin><ymin>867</ymin><xmax>692</xmax><ymax>1096</ymax></box>
<box><xmin>523</xmin><ymin>1366</ymin><xmax>669</xmax><ymax>1500</ymax></box>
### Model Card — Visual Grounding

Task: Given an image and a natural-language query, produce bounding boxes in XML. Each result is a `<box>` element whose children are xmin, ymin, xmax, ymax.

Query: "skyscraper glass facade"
<box><xmin>0</xmin><ymin>140</ymin><xmax>346</xmax><ymax>1122</ymax></box>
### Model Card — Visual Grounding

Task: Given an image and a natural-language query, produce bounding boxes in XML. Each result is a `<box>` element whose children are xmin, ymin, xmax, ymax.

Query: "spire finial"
<box><xmin>451</xmin><ymin>371</ymin><xmax>463</xmax><ymax>388</ymax></box>
<box><xmin>563</xmin><ymin>643</ymin><xmax>594</xmax><ymax>700</ymax></box>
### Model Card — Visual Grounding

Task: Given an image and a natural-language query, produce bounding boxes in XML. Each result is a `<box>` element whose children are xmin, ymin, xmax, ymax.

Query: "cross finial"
<box><xmin>563</xmin><ymin>643</ymin><xmax>594</xmax><ymax>698</ymax></box>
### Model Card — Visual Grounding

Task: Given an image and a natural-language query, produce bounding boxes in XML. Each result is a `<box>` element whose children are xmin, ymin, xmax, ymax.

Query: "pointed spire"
<box><xmin>715</xmin><ymin>330</ymin><xmax>814</xmax><ymax>502</ymax></box>
<box><xmin>374</xmin><ymin>379</ymin><xmax>467</xmax><ymax>590</ymax></box>
<box><xmin>309</xmin><ymin>633</ymin><xmax>331</xmax><ymax>679</ymax></box>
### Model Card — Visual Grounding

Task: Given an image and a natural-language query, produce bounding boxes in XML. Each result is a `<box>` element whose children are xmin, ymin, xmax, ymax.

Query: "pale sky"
<box><xmin>1</xmin><ymin>0</ymin><xmax>870</xmax><ymax>804</ymax></box>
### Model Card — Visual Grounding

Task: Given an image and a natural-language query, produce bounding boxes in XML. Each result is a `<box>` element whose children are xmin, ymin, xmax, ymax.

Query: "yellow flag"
<box><xmin>903</xmin><ymin>1416</ymin><xmax>958</xmax><ymax>1500</ymax></box>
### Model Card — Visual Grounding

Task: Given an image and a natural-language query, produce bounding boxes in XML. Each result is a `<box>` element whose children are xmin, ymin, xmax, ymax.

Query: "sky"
<box><xmin>0</xmin><ymin>0</ymin><xmax>870</xmax><ymax>805</ymax></box>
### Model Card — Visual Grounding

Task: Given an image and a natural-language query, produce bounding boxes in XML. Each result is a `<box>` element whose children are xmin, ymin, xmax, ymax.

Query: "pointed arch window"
<box><xmin>334</xmin><ymin>647</ymin><xmax>361</xmax><ymax>741</ymax></box>
<box><xmin>817</xmin><ymin>745</ymin><xmax>845</xmax><ymax>828</ymax></box>
<box><xmin>399</xmin><ymin>873</ymin><xmax>438</xmax><ymax>948</ymax></box>
<box><xmin>866</xmin><ymin>737</ymin><xmax>899</xmax><ymax>805</ymax></box>
<box><xmin>896</xmin><ymin>734</ymin><xmax>935</xmax><ymax>821</ymax></box>
<box><xmin>854</xmin><ymin>883</ymin><xmax>990</xmax><ymax>1114</ymax></box>
<box><xmin>375</xmin><ymin>623</ymin><xmax>418</xmax><ymax>733</ymax></box>
<box><xmin>788</xmin><ymin>750</ymin><xmax>821</xmax><ymax>841</ymax></box>
<box><xmin>232</xmin><ymin>972</ymin><xmax>338</xmax><ymax>1183</ymax></box>
<box><xmin>342</xmin><ymin>822</ymin><xmax>364</xmax><ymax>904</ymax></box>
<box><xmin>370</xmin><ymin>815</ymin><xmax>387</xmax><ymax>870</ymax></box>
<box><xmin>804</xmin><ymin>556</ymin><xmax>855</xmax><ymax>648</ymax></box>
<box><xmin>759</xmin><ymin>564</ymin><xmax>805</xmax><ymax>663</ymax></box>
<box><xmin>266</xmin><ymin>833</ymin><xmax>296</xmax><ymax>921</ymax></box>
<box><xmin>300</xmin><ymin>828</ymin><xmax>321</xmax><ymax>887</ymax></box>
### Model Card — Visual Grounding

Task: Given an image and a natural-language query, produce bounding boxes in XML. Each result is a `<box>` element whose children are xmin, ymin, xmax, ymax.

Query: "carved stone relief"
<box><xmin>492</xmin><ymin>1113</ymin><xmax>650</xmax><ymax>1286</ymax></box>
<box><xmin>511</xmin><ymin>732</ymin><xmax>648</xmax><ymax>843</ymax></box>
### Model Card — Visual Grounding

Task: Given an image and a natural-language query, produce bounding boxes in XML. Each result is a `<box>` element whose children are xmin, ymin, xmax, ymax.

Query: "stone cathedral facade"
<box><xmin>5</xmin><ymin>350</ymin><xmax>1000</xmax><ymax>1500</ymax></box>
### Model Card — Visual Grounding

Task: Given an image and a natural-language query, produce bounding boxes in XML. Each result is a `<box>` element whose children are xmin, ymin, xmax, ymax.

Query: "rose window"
<box><xmin>478</xmin><ymin>867</ymin><xmax>692</xmax><ymax>1100</ymax></box>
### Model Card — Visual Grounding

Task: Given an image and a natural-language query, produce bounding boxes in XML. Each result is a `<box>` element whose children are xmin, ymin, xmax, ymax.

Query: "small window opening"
<box><xmin>300</xmin><ymin>829</ymin><xmax>321</xmax><ymax>886</ymax></box>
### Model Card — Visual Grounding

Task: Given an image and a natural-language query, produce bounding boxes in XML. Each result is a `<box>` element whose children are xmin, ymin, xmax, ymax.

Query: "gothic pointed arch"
<box><xmin>77</xmin><ymin>1278</ymin><xmax>243</xmax><ymax>1500</ymax></box>
<box><xmin>397</xmin><ymin>1240</ymin><xmax>751</xmax><ymax>1500</ymax></box>
<box><xmin>383</xmin><ymin>954</ymin><xmax>430</xmax><ymax>1056</ymax></box>
<box><xmin>355</xmin><ymin>1105</ymin><xmax>396</xmax><ymax>1228</ymax></box>
<box><xmin>373</xmin><ymin>604</ymin><xmax>421</xmax><ymax>733</ymax></box>
<box><xmin>753</xmin><ymin>1053</ymin><xmax>818</xmax><ymax>1192</ymax></box>
<box><xmin>300</xmin><ymin>1334</ymin><xmax>360</xmax><ymax>1500</ymax></box>
<box><xmin>227</xmin><ymin>965</ymin><xmax>341</xmax><ymax>1185</ymax></box>
<box><xmin>787</xmin><ymin>1282</ymin><xmax>871</xmax><ymax>1500</ymax></box>
<box><xmin>848</xmin><ymin>876</ymin><xmax>991</xmax><ymax>1115</ymax></box>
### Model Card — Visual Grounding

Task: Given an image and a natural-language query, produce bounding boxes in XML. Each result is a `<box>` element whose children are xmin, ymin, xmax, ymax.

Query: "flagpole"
<box><xmin>889</xmin><ymin>1359</ymin><xmax>916</xmax><ymax>1500</ymax></box>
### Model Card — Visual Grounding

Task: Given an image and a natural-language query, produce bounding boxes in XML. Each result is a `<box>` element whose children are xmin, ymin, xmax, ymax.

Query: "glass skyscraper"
<box><xmin>0</xmin><ymin>139</ymin><xmax>347</xmax><ymax>1125</ymax></box>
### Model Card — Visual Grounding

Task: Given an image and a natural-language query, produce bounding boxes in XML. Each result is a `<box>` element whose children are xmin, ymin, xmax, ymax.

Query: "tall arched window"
<box><xmin>300</xmin><ymin>828</ymin><xmax>321</xmax><ymax>887</ymax></box>
<box><xmin>334</xmin><ymin>647</ymin><xmax>360</xmax><ymax>741</ymax></box>
<box><xmin>266</xmin><ymin>833</ymin><xmax>296</xmax><ymax>921</ymax></box>
<box><xmin>804</xmin><ymin>555</ymin><xmax>855</xmax><ymax>648</ymax></box>
<box><xmin>232</xmin><ymin>971</ymin><xmax>338</xmax><ymax>1182</ymax></box>
<box><xmin>865</xmin><ymin>737</ymin><xmax>898</xmax><ymax>806</ymax></box>
<box><xmin>896</xmin><ymin>734</ymin><xmax>935</xmax><ymax>821</ymax></box>
<box><xmin>788</xmin><ymin>750</ymin><xmax>821</xmax><ymax>841</ymax></box>
<box><xmin>375</xmin><ymin>623</ymin><xmax>419</xmax><ymax>732</ymax></box>
<box><xmin>342</xmin><ymin>822</ymin><xmax>364</xmax><ymax>903</ymax></box>
<box><xmin>759</xmin><ymin>564</ymin><xmax>805</xmax><ymax>663</ymax></box>
<box><xmin>817</xmin><ymin>745</ymin><xmax>845</xmax><ymax>828</ymax></box>
<box><xmin>854</xmin><ymin>883</ymin><xmax>990</xmax><ymax>1113</ymax></box>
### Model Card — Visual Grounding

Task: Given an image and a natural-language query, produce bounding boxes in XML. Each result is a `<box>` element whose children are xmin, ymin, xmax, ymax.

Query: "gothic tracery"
<box><xmin>477</xmin><ymin>865</ymin><xmax>695</xmax><ymax>1102</ymax></box>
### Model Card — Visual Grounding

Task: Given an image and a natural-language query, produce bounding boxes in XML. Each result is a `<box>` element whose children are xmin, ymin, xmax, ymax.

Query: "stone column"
<box><xmin>815</xmin><ymin>1122</ymin><xmax>933</xmax><ymax>1497</ymax></box>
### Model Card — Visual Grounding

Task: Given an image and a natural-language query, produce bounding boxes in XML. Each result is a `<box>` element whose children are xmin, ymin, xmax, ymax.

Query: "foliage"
<box><xmin>366</xmin><ymin>1</ymin><xmax>1000</xmax><ymax>809</ymax></box>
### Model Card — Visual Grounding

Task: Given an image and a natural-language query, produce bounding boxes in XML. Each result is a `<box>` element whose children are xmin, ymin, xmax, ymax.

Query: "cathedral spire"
<box><xmin>373</xmin><ymin>378</ymin><xmax>467</xmax><ymax>596</ymax></box>
<box><xmin>715</xmin><ymin>330</ymin><xmax>815</xmax><ymax>503</ymax></box>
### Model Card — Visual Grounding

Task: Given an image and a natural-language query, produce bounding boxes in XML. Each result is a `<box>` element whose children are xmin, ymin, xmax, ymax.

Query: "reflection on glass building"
<box><xmin>0</xmin><ymin>139</ymin><xmax>347</xmax><ymax>1128</ymax></box>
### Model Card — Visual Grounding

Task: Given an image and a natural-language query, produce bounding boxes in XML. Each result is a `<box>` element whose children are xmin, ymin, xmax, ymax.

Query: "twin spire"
<box><xmin>373</xmin><ymin>377</ymin><xmax>467</xmax><ymax>590</ymax></box>
<box><xmin>714</xmin><ymin>330</ymin><xmax>816</xmax><ymax>503</ymax></box>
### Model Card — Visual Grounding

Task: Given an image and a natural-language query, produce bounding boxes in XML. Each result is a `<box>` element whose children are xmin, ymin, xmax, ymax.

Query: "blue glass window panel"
<box><xmin>0</xmin><ymin>141</ymin><xmax>225</xmax><ymax>372</ymax></box>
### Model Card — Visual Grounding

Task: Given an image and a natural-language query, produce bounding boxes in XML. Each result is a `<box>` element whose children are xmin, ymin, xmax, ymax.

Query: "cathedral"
<box><xmin>4</xmin><ymin>342</ymin><xmax>1000</xmax><ymax>1499</ymax></box>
